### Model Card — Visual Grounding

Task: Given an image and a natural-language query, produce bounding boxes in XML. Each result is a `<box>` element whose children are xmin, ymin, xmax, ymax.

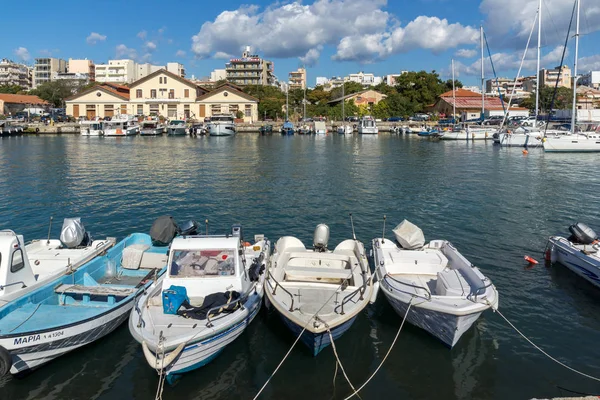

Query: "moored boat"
<box><xmin>207</xmin><ymin>114</ymin><xmax>236</xmax><ymax>136</ymax></box>
<box><xmin>79</xmin><ymin>120</ymin><xmax>104</xmax><ymax>136</ymax></box>
<box><xmin>103</xmin><ymin>115</ymin><xmax>140</xmax><ymax>136</ymax></box>
<box><xmin>140</xmin><ymin>117</ymin><xmax>166</xmax><ymax>136</ymax></box>
<box><xmin>265</xmin><ymin>224</ymin><xmax>376</xmax><ymax>355</ymax></box>
<box><xmin>281</xmin><ymin>121</ymin><xmax>294</xmax><ymax>135</ymax></box>
<box><xmin>358</xmin><ymin>116</ymin><xmax>378</xmax><ymax>134</ymax></box>
<box><xmin>129</xmin><ymin>224</ymin><xmax>269</xmax><ymax>382</ymax></box>
<box><xmin>372</xmin><ymin>220</ymin><xmax>498</xmax><ymax>347</ymax></box>
<box><xmin>166</xmin><ymin>120</ymin><xmax>187</xmax><ymax>136</ymax></box>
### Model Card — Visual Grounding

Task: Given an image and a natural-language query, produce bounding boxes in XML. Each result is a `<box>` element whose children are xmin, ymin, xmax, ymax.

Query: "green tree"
<box><xmin>394</xmin><ymin>70</ymin><xmax>463</xmax><ymax>113</ymax></box>
<box><xmin>30</xmin><ymin>80</ymin><xmax>82</xmax><ymax>107</ymax></box>
<box><xmin>329</xmin><ymin>81</ymin><xmax>364</xmax><ymax>101</ymax></box>
<box><xmin>0</xmin><ymin>84</ymin><xmax>25</xmax><ymax>94</ymax></box>
<box><xmin>372</xmin><ymin>101</ymin><xmax>391</xmax><ymax>119</ymax></box>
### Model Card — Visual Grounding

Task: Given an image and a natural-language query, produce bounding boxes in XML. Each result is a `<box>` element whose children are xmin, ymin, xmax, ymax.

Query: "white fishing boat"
<box><xmin>207</xmin><ymin>114</ymin><xmax>236</xmax><ymax>136</ymax></box>
<box><xmin>140</xmin><ymin>117</ymin><xmax>166</xmax><ymax>136</ymax></box>
<box><xmin>312</xmin><ymin>121</ymin><xmax>327</xmax><ymax>135</ymax></box>
<box><xmin>265</xmin><ymin>223</ymin><xmax>376</xmax><ymax>356</ymax></box>
<box><xmin>129</xmin><ymin>224</ymin><xmax>269</xmax><ymax>382</ymax></box>
<box><xmin>79</xmin><ymin>120</ymin><xmax>104</xmax><ymax>136</ymax></box>
<box><xmin>103</xmin><ymin>115</ymin><xmax>140</xmax><ymax>136</ymax></box>
<box><xmin>166</xmin><ymin>120</ymin><xmax>187</xmax><ymax>136</ymax></box>
<box><xmin>372</xmin><ymin>220</ymin><xmax>498</xmax><ymax>347</ymax></box>
<box><xmin>546</xmin><ymin>222</ymin><xmax>600</xmax><ymax>289</ymax></box>
<box><xmin>0</xmin><ymin>218</ymin><xmax>115</xmax><ymax>305</ymax></box>
<box><xmin>358</xmin><ymin>116</ymin><xmax>378</xmax><ymax>134</ymax></box>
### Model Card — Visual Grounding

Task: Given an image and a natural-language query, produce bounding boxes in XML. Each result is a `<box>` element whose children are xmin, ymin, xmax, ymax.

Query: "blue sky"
<box><xmin>3</xmin><ymin>0</ymin><xmax>600</xmax><ymax>86</ymax></box>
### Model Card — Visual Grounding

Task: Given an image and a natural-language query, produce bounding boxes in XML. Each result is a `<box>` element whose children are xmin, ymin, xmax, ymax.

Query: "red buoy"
<box><xmin>524</xmin><ymin>255</ymin><xmax>538</xmax><ymax>265</ymax></box>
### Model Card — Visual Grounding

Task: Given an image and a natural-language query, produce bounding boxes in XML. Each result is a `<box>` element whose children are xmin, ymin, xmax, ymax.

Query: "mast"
<box><xmin>286</xmin><ymin>85</ymin><xmax>289</xmax><ymax>121</ymax></box>
<box><xmin>480</xmin><ymin>25</ymin><xmax>485</xmax><ymax>120</ymax></box>
<box><xmin>303</xmin><ymin>66</ymin><xmax>306</xmax><ymax>121</ymax></box>
<box><xmin>452</xmin><ymin>59</ymin><xmax>456</xmax><ymax>122</ymax></box>
<box><xmin>342</xmin><ymin>82</ymin><xmax>345</xmax><ymax>122</ymax></box>
<box><xmin>535</xmin><ymin>0</ymin><xmax>542</xmax><ymax>126</ymax></box>
<box><xmin>571</xmin><ymin>0</ymin><xmax>580</xmax><ymax>134</ymax></box>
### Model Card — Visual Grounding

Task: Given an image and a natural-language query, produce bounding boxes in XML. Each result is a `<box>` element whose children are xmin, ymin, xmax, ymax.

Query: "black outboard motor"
<box><xmin>150</xmin><ymin>216</ymin><xmax>179</xmax><ymax>246</ymax></box>
<box><xmin>179</xmin><ymin>220</ymin><xmax>200</xmax><ymax>236</ymax></box>
<box><xmin>568</xmin><ymin>222</ymin><xmax>598</xmax><ymax>245</ymax></box>
<box><xmin>248</xmin><ymin>252</ymin><xmax>266</xmax><ymax>282</ymax></box>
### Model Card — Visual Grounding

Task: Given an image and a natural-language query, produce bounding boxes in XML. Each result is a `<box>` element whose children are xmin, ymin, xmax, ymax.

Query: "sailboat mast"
<box><xmin>303</xmin><ymin>66</ymin><xmax>307</xmax><ymax>121</ymax></box>
<box><xmin>286</xmin><ymin>85</ymin><xmax>289</xmax><ymax>121</ymax></box>
<box><xmin>342</xmin><ymin>82</ymin><xmax>345</xmax><ymax>121</ymax></box>
<box><xmin>535</xmin><ymin>0</ymin><xmax>542</xmax><ymax>125</ymax></box>
<box><xmin>571</xmin><ymin>0</ymin><xmax>580</xmax><ymax>133</ymax></box>
<box><xmin>452</xmin><ymin>59</ymin><xmax>456</xmax><ymax>122</ymax></box>
<box><xmin>480</xmin><ymin>25</ymin><xmax>485</xmax><ymax>119</ymax></box>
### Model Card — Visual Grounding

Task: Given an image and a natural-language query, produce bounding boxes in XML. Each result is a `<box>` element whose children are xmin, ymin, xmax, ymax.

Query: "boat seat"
<box><xmin>435</xmin><ymin>269</ymin><xmax>470</xmax><ymax>297</ymax></box>
<box><xmin>55</xmin><ymin>284</ymin><xmax>136</xmax><ymax>304</ymax></box>
<box><xmin>285</xmin><ymin>267</ymin><xmax>353</xmax><ymax>284</ymax></box>
<box><xmin>287</xmin><ymin>252</ymin><xmax>350</xmax><ymax>269</ymax></box>
<box><xmin>386</xmin><ymin>249</ymin><xmax>448</xmax><ymax>276</ymax></box>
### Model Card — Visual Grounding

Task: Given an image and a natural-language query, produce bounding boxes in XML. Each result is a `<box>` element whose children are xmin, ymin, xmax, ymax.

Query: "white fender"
<box><xmin>369</xmin><ymin>281</ymin><xmax>380</xmax><ymax>304</ymax></box>
<box><xmin>142</xmin><ymin>341</ymin><xmax>185</xmax><ymax>370</ymax></box>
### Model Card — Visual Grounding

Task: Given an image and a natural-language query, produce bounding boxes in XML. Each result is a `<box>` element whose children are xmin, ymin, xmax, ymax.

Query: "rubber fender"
<box><xmin>0</xmin><ymin>345</ymin><xmax>12</xmax><ymax>376</ymax></box>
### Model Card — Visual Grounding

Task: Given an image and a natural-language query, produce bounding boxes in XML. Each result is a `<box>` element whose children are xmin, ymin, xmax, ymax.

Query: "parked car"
<box><xmin>387</xmin><ymin>116</ymin><xmax>404</xmax><ymax>122</ymax></box>
<box><xmin>520</xmin><ymin>116</ymin><xmax>538</xmax><ymax>127</ymax></box>
<box><xmin>483</xmin><ymin>116</ymin><xmax>503</xmax><ymax>125</ymax></box>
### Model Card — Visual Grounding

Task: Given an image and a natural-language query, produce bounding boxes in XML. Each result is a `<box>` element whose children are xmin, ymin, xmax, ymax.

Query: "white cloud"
<box><xmin>86</xmin><ymin>32</ymin><xmax>106</xmax><ymax>45</ymax></box>
<box><xmin>140</xmin><ymin>53</ymin><xmax>152</xmax><ymax>62</ymax></box>
<box><xmin>299</xmin><ymin>46</ymin><xmax>322</xmax><ymax>66</ymax></box>
<box><xmin>116</xmin><ymin>44</ymin><xmax>137</xmax><ymax>60</ymax></box>
<box><xmin>579</xmin><ymin>55</ymin><xmax>600</xmax><ymax>72</ymax></box>
<box><xmin>175</xmin><ymin>50</ymin><xmax>186</xmax><ymax>57</ymax></box>
<box><xmin>144</xmin><ymin>41</ymin><xmax>157</xmax><ymax>52</ymax></box>
<box><xmin>13</xmin><ymin>47</ymin><xmax>30</xmax><ymax>62</ymax></box>
<box><xmin>455</xmin><ymin>48</ymin><xmax>478</xmax><ymax>58</ymax></box>
<box><xmin>213</xmin><ymin>51</ymin><xmax>233</xmax><ymax>59</ymax></box>
<box><xmin>137</xmin><ymin>30</ymin><xmax>147</xmax><ymax>40</ymax></box>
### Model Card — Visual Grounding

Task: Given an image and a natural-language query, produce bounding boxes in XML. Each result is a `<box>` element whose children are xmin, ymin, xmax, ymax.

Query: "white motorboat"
<box><xmin>140</xmin><ymin>118</ymin><xmax>166</xmax><ymax>136</ymax></box>
<box><xmin>312</xmin><ymin>121</ymin><xmax>327</xmax><ymax>135</ymax></box>
<box><xmin>166</xmin><ymin>120</ymin><xmax>187</xmax><ymax>136</ymax></box>
<box><xmin>0</xmin><ymin>218</ymin><xmax>115</xmax><ymax>304</ymax></box>
<box><xmin>265</xmin><ymin>224</ymin><xmax>376</xmax><ymax>356</ymax></box>
<box><xmin>103</xmin><ymin>115</ymin><xmax>140</xmax><ymax>136</ymax></box>
<box><xmin>543</xmin><ymin>125</ymin><xmax>600</xmax><ymax>152</ymax></box>
<box><xmin>79</xmin><ymin>120</ymin><xmax>104</xmax><ymax>136</ymax></box>
<box><xmin>337</xmin><ymin>125</ymin><xmax>353</xmax><ymax>134</ymax></box>
<box><xmin>546</xmin><ymin>222</ymin><xmax>600</xmax><ymax>289</ymax></box>
<box><xmin>372</xmin><ymin>220</ymin><xmax>498</xmax><ymax>347</ymax></box>
<box><xmin>129</xmin><ymin>224</ymin><xmax>269</xmax><ymax>382</ymax></box>
<box><xmin>440</xmin><ymin>125</ymin><xmax>495</xmax><ymax>140</ymax></box>
<box><xmin>358</xmin><ymin>116</ymin><xmax>378</xmax><ymax>134</ymax></box>
<box><xmin>207</xmin><ymin>114</ymin><xmax>236</xmax><ymax>136</ymax></box>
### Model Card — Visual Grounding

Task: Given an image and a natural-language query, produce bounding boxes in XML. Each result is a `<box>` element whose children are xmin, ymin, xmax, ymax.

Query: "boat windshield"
<box><xmin>169</xmin><ymin>249</ymin><xmax>236</xmax><ymax>278</ymax></box>
<box><xmin>211</xmin><ymin>115</ymin><xmax>234</xmax><ymax>122</ymax></box>
<box><xmin>142</xmin><ymin>123</ymin><xmax>157</xmax><ymax>128</ymax></box>
<box><xmin>170</xmin><ymin>120</ymin><xmax>185</xmax><ymax>126</ymax></box>
<box><xmin>363</xmin><ymin>119</ymin><xmax>375</xmax><ymax>127</ymax></box>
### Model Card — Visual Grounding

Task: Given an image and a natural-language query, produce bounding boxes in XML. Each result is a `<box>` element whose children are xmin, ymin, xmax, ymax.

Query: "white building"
<box><xmin>166</xmin><ymin>62</ymin><xmax>185</xmax><ymax>78</ymax></box>
<box><xmin>0</xmin><ymin>59</ymin><xmax>31</xmax><ymax>88</ymax></box>
<box><xmin>346</xmin><ymin>72</ymin><xmax>382</xmax><ymax>86</ymax></box>
<box><xmin>580</xmin><ymin>71</ymin><xmax>600</xmax><ymax>90</ymax></box>
<box><xmin>33</xmin><ymin>58</ymin><xmax>67</xmax><ymax>88</ymax></box>
<box><xmin>210</xmin><ymin>69</ymin><xmax>227</xmax><ymax>82</ymax></box>
<box><xmin>315</xmin><ymin>77</ymin><xmax>329</xmax><ymax>86</ymax></box>
<box><xmin>68</xmin><ymin>59</ymin><xmax>95</xmax><ymax>81</ymax></box>
<box><xmin>462</xmin><ymin>86</ymin><xmax>482</xmax><ymax>94</ymax></box>
<box><xmin>95</xmin><ymin>59</ymin><xmax>137</xmax><ymax>84</ymax></box>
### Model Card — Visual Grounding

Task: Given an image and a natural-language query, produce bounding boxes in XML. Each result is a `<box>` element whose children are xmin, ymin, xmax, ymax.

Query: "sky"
<box><xmin>3</xmin><ymin>0</ymin><xmax>600</xmax><ymax>87</ymax></box>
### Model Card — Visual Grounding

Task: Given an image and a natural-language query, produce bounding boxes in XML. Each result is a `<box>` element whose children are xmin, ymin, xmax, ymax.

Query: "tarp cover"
<box><xmin>177</xmin><ymin>291</ymin><xmax>241</xmax><ymax>320</ymax></box>
<box><xmin>60</xmin><ymin>218</ymin><xmax>87</xmax><ymax>248</ymax></box>
<box><xmin>393</xmin><ymin>220</ymin><xmax>425</xmax><ymax>249</ymax></box>
<box><xmin>150</xmin><ymin>215</ymin><xmax>179</xmax><ymax>246</ymax></box>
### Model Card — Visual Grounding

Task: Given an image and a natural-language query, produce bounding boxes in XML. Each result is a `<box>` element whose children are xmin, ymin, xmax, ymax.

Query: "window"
<box><xmin>159</xmin><ymin>77</ymin><xmax>163</xmax><ymax>84</ymax></box>
<box><xmin>167</xmin><ymin>105</ymin><xmax>177</xmax><ymax>118</ymax></box>
<box><xmin>211</xmin><ymin>105</ymin><xmax>221</xmax><ymax>114</ymax></box>
<box><xmin>150</xmin><ymin>89</ymin><xmax>156</xmax><ymax>99</ymax></box>
<box><xmin>229</xmin><ymin>105</ymin><xmax>238</xmax><ymax>115</ymax></box>
<box><xmin>150</xmin><ymin>104</ymin><xmax>159</xmax><ymax>115</ymax></box>
<box><xmin>184</xmin><ymin>105</ymin><xmax>190</xmax><ymax>118</ymax></box>
<box><xmin>168</xmin><ymin>89</ymin><xmax>175</xmax><ymax>99</ymax></box>
<box><xmin>169</xmin><ymin>249</ymin><xmax>236</xmax><ymax>278</ymax></box>
<box><xmin>137</xmin><ymin>105</ymin><xmax>143</xmax><ymax>115</ymax></box>
<box><xmin>11</xmin><ymin>249</ymin><xmax>24</xmax><ymax>273</ymax></box>
<box><xmin>164</xmin><ymin>77</ymin><xmax>167</xmax><ymax>84</ymax></box>
<box><xmin>136</xmin><ymin>89</ymin><xmax>142</xmax><ymax>98</ymax></box>
<box><xmin>184</xmin><ymin>89</ymin><xmax>189</xmax><ymax>98</ymax></box>
<box><xmin>245</xmin><ymin>105</ymin><xmax>252</xmax><ymax>117</ymax></box>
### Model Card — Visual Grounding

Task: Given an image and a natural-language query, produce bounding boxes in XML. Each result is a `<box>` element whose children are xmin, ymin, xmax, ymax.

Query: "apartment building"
<box><xmin>289</xmin><ymin>68</ymin><xmax>306</xmax><ymax>90</ymax></box>
<box><xmin>225</xmin><ymin>46</ymin><xmax>274</xmax><ymax>86</ymax></box>
<box><xmin>95</xmin><ymin>59</ymin><xmax>136</xmax><ymax>84</ymax></box>
<box><xmin>210</xmin><ymin>69</ymin><xmax>226</xmax><ymax>82</ymax></box>
<box><xmin>68</xmin><ymin>59</ymin><xmax>95</xmax><ymax>81</ymax></box>
<box><xmin>33</xmin><ymin>58</ymin><xmax>67</xmax><ymax>88</ymax></box>
<box><xmin>580</xmin><ymin>71</ymin><xmax>600</xmax><ymax>89</ymax></box>
<box><xmin>539</xmin><ymin>66</ymin><xmax>571</xmax><ymax>89</ymax></box>
<box><xmin>346</xmin><ymin>72</ymin><xmax>382</xmax><ymax>86</ymax></box>
<box><xmin>0</xmin><ymin>59</ymin><xmax>31</xmax><ymax>88</ymax></box>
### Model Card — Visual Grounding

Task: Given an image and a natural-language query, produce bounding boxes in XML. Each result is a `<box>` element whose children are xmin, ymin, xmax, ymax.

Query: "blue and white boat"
<box><xmin>265</xmin><ymin>224</ymin><xmax>376</xmax><ymax>356</ymax></box>
<box><xmin>281</xmin><ymin>121</ymin><xmax>294</xmax><ymax>135</ymax></box>
<box><xmin>129</xmin><ymin>224</ymin><xmax>270</xmax><ymax>382</ymax></box>
<box><xmin>0</xmin><ymin>232</ymin><xmax>168</xmax><ymax>376</ymax></box>
<box><xmin>546</xmin><ymin>222</ymin><xmax>600</xmax><ymax>289</ymax></box>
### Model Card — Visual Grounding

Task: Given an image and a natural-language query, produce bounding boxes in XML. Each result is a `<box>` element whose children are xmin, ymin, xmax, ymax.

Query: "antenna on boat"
<box><xmin>382</xmin><ymin>215</ymin><xmax>386</xmax><ymax>243</ymax></box>
<box><xmin>205</xmin><ymin>219</ymin><xmax>209</xmax><ymax>235</ymax></box>
<box><xmin>349</xmin><ymin>213</ymin><xmax>356</xmax><ymax>240</ymax></box>
<box><xmin>46</xmin><ymin>216</ymin><xmax>53</xmax><ymax>244</ymax></box>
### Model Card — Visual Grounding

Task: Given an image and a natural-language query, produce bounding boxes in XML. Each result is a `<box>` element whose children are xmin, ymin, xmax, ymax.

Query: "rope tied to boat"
<box><xmin>342</xmin><ymin>298</ymin><xmax>414</xmax><ymax>400</ymax></box>
<box><xmin>154</xmin><ymin>337</ymin><xmax>167</xmax><ymax>400</ymax></box>
<box><xmin>326</xmin><ymin>325</ymin><xmax>362</xmax><ymax>400</ymax></box>
<box><xmin>488</xmin><ymin>300</ymin><xmax>600</xmax><ymax>383</ymax></box>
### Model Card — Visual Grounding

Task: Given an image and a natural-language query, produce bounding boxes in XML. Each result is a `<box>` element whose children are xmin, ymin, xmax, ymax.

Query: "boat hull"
<box><xmin>543</xmin><ymin>137</ymin><xmax>600</xmax><ymax>152</ymax></box>
<box><xmin>167</xmin><ymin>127</ymin><xmax>187</xmax><ymax>136</ymax></box>
<box><xmin>104</xmin><ymin>127</ymin><xmax>139</xmax><ymax>136</ymax></box>
<box><xmin>547</xmin><ymin>237</ymin><xmax>600</xmax><ymax>288</ymax></box>
<box><xmin>494</xmin><ymin>132</ymin><xmax>541</xmax><ymax>147</ymax></box>
<box><xmin>440</xmin><ymin>130</ymin><xmax>493</xmax><ymax>140</ymax></box>
<box><xmin>208</xmin><ymin>124</ymin><xmax>236</xmax><ymax>136</ymax></box>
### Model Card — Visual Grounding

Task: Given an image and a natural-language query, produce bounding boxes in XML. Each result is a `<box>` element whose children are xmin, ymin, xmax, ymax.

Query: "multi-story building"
<box><xmin>137</xmin><ymin>62</ymin><xmax>186</xmax><ymax>81</ymax></box>
<box><xmin>33</xmin><ymin>58</ymin><xmax>67</xmax><ymax>88</ymax></box>
<box><xmin>315</xmin><ymin>77</ymin><xmax>329</xmax><ymax>86</ymax></box>
<box><xmin>95</xmin><ymin>59</ymin><xmax>137</xmax><ymax>84</ymax></box>
<box><xmin>166</xmin><ymin>62</ymin><xmax>185</xmax><ymax>78</ymax></box>
<box><xmin>288</xmin><ymin>68</ymin><xmax>306</xmax><ymax>90</ymax></box>
<box><xmin>486</xmin><ymin>76</ymin><xmax>537</xmax><ymax>98</ymax></box>
<box><xmin>539</xmin><ymin>66</ymin><xmax>571</xmax><ymax>89</ymax></box>
<box><xmin>346</xmin><ymin>72</ymin><xmax>382</xmax><ymax>86</ymax></box>
<box><xmin>210</xmin><ymin>69</ymin><xmax>226</xmax><ymax>82</ymax></box>
<box><xmin>68</xmin><ymin>59</ymin><xmax>95</xmax><ymax>81</ymax></box>
<box><xmin>225</xmin><ymin>46</ymin><xmax>274</xmax><ymax>86</ymax></box>
<box><xmin>579</xmin><ymin>71</ymin><xmax>600</xmax><ymax>89</ymax></box>
<box><xmin>0</xmin><ymin>59</ymin><xmax>31</xmax><ymax>88</ymax></box>
<box><xmin>53</xmin><ymin>72</ymin><xmax>92</xmax><ymax>92</ymax></box>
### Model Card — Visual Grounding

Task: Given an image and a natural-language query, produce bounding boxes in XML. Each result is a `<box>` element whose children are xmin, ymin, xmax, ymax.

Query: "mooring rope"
<box><xmin>154</xmin><ymin>342</ymin><xmax>167</xmax><ymax>400</ymax></box>
<box><xmin>491</xmin><ymin>304</ymin><xmax>600</xmax><ymax>383</ymax></box>
<box><xmin>342</xmin><ymin>299</ymin><xmax>414</xmax><ymax>400</ymax></box>
<box><xmin>327</xmin><ymin>328</ymin><xmax>362</xmax><ymax>400</ymax></box>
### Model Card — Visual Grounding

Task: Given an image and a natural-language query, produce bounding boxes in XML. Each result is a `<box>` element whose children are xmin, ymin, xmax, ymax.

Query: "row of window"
<box><xmin>135</xmin><ymin>89</ymin><xmax>190</xmax><ymax>99</ymax></box>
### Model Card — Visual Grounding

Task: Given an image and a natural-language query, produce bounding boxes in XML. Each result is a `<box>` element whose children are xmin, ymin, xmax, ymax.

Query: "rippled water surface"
<box><xmin>0</xmin><ymin>134</ymin><xmax>599</xmax><ymax>399</ymax></box>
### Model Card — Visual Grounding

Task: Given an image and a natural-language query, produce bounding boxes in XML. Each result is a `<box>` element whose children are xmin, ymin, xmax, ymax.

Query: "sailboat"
<box><xmin>337</xmin><ymin>83</ymin><xmax>353</xmax><ymax>134</ymax></box>
<box><xmin>543</xmin><ymin>0</ymin><xmax>600</xmax><ymax>152</ymax></box>
<box><xmin>281</xmin><ymin>85</ymin><xmax>294</xmax><ymax>135</ymax></box>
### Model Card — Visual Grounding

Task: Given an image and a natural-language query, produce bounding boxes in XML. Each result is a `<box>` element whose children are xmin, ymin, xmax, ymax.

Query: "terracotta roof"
<box><xmin>440</xmin><ymin>88</ymin><xmax>483</xmax><ymax>98</ymax></box>
<box><xmin>0</xmin><ymin>94</ymin><xmax>48</xmax><ymax>105</ymax></box>
<box><xmin>328</xmin><ymin>90</ymin><xmax>386</xmax><ymax>104</ymax></box>
<box><xmin>65</xmin><ymin>84</ymin><xmax>129</xmax><ymax>101</ymax></box>
<box><xmin>196</xmin><ymin>84</ymin><xmax>259</xmax><ymax>102</ymax></box>
<box><xmin>440</xmin><ymin>96</ymin><xmax>511</xmax><ymax>110</ymax></box>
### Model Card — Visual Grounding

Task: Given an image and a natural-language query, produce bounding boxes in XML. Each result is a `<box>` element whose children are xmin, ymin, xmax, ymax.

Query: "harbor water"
<box><xmin>0</xmin><ymin>134</ymin><xmax>599</xmax><ymax>399</ymax></box>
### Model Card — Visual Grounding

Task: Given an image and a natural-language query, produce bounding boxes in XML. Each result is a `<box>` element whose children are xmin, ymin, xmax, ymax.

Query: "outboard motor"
<box><xmin>231</xmin><ymin>224</ymin><xmax>243</xmax><ymax>241</ymax></box>
<box><xmin>150</xmin><ymin>216</ymin><xmax>179</xmax><ymax>246</ymax></box>
<box><xmin>313</xmin><ymin>224</ymin><xmax>330</xmax><ymax>252</ymax></box>
<box><xmin>568</xmin><ymin>222</ymin><xmax>598</xmax><ymax>245</ymax></box>
<box><xmin>60</xmin><ymin>217</ymin><xmax>90</xmax><ymax>248</ymax></box>
<box><xmin>179</xmin><ymin>220</ymin><xmax>200</xmax><ymax>236</ymax></box>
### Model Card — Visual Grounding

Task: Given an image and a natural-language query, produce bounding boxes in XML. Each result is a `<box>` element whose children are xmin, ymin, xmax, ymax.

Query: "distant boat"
<box><xmin>281</xmin><ymin>121</ymin><xmax>294</xmax><ymax>135</ymax></box>
<box><xmin>166</xmin><ymin>120</ymin><xmax>187</xmax><ymax>136</ymax></box>
<box><xmin>259</xmin><ymin>124</ymin><xmax>273</xmax><ymax>135</ymax></box>
<box><xmin>80</xmin><ymin>120</ymin><xmax>104</xmax><ymax>136</ymax></box>
<box><xmin>207</xmin><ymin>114</ymin><xmax>236</xmax><ymax>136</ymax></box>
<box><xmin>103</xmin><ymin>115</ymin><xmax>140</xmax><ymax>136</ymax></box>
<box><xmin>140</xmin><ymin>117</ymin><xmax>165</xmax><ymax>136</ymax></box>
<box><xmin>312</xmin><ymin>121</ymin><xmax>327</xmax><ymax>135</ymax></box>
<box><xmin>358</xmin><ymin>116</ymin><xmax>378</xmax><ymax>134</ymax></box>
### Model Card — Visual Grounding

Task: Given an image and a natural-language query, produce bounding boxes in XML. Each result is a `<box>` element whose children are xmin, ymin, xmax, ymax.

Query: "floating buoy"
<box><xmin>524</xmin><ymin>255</ymin><xmax>538</xmax><ymax>265</ymax></box>
<box><xmin>522</xmin><ymin>149</ymin><xmax>529</xmax><ymax>155</ymax></box>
